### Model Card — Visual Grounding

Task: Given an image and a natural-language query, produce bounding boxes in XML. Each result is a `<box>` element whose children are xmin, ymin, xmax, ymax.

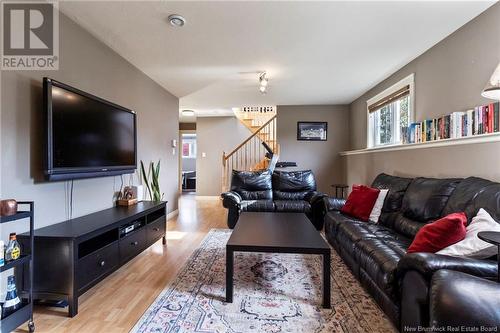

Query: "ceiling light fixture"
<box><xmin>259</xmin><ymin>72</ymin><xmax>269</xmax><ymax>94</ymax></box>
<box><xmin>182</xmin><ymin>110</ymin><xmax>195</xmax><ymax>116</ymax></box>
<box><xmin>168</xmin><ymin>14</ymin><xmax>186</xmax><ymax>27</ymax></box>
<box><xmin>482</xmin><ymin>62</ymin><xmax>500</xmax><ymax>100</ymax></box>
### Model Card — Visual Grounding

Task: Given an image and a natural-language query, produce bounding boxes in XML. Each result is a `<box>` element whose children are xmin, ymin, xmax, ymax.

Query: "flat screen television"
<box><xmin>43</xmin><ymin>78</ymin><xmax>137</xmax><ymax>181</ymax></box>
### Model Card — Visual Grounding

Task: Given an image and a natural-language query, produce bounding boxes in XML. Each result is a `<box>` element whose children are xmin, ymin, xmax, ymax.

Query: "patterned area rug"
<box><xmin>131</xmin><ymin>229</ymin><xmax>396</xmax><ymax>333</ymax></box>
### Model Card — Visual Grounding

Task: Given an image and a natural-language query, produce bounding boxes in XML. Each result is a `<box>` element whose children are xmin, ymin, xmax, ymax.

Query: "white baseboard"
<box><xmin>167</xmin><ymin>209</ymin><xmax>179</xmax><ymax>220</ymax></box>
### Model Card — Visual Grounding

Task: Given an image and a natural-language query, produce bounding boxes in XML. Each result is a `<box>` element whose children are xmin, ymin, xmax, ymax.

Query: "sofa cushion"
<box><xmin>240</xmin><ymin>200</ymin><xmax>275</xmax><ymax>212</ymax></box>
<box><xmin>324</xmin><ymin>210</ymin><xmax>357</xmax><ymax>237</ymax></box>
<box><xmin>336</xmin><ymin>219</ymin><xmax>410</xmax><ymax>247</ymax></box>
<box><xmin>401</xmin><ymin>177</ymin><xmax>461</xmax><ymax>222</ymax></box>
<box><xmin>355</xmin><ymin>236</ymin><xmax>411</xmax><ymax>299</ymax></box>
<box><xmin>437</xmin><ymin>208</ymin><xmax>500</xmax><ymax>259</ymax></box>
<box><xmin>408</xmin><ymin>212</ymin><xmax>467</xmax><ymax>253</ymax></box>
<box><xmin>272</xmin><ymin>170</ymin><xmax>316</xmax><ymax>200</ymax></box>
<box><xmin>274</xmin><ymin>200</ymin><xmax>311</xmax><ymax>213</ymax></box>
<box><xmin>393</xmin><ymin>214</ymin><xmax>426</xmax><ymax>238</ymax></box>
<box><xmin>231</xmin><ymin>170</ymin><xmax>272</xmax><ymax>200</ymax></box>
<box><xmin>337</xmin><ymin>220</ymin><xmax>379</xmax><ymax>244</ymax></box>
<box><xmin>466</xmin><ymin>183</ymin><xmax>500</xmax><ymax>224</ymax></box>
<box><xmin>371</xmin><ymin>173</ymin><xmax>413</xmax><ymax>214</ymax></box>
<box><xmin>369</xmin><ymin>189</ymin><xmax>389</xmax><ymax>223</ymax></box>
<box><xmin>341</xmin><ymin>185</ymin><xmax>380</xmax><ymax>221</ymax></box>
<box><xmin>441</xmin><ymin>177</ymin><xmax>494</xmax><ymax>221</ymax></box>
<box><xmin>330</xmin><ymin>216</ymin><xmax>411</xmax><ymax>300</ymax></box>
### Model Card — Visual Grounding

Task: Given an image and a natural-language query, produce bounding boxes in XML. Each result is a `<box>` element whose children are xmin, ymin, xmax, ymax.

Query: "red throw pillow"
<box><xmin>407</xmin><ymin>212</ymin><xmax>467</xmax><ymax>253</ymax></box>
<box><xmin>340</xmin><ymin>185</ymin><xmax>380</xmax><ymax>222</ymax></box>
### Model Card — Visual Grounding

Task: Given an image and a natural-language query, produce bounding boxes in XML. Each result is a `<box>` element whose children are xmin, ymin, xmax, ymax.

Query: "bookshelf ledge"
<box><xmin>340</xmin><ymin>132</ymin><xmax>500</xmax><ymax>156</ymax></box>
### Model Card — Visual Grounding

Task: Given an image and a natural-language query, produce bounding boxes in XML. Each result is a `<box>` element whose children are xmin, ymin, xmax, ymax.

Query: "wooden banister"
<box><xmin>224</xmin><ymin>115</ymin><xmax>276</xmax><ymax>160</ymax></box>
<box><xmin>221</xmin><ymin>112</ymin><xmax>278</xmax><ymax>192</ymax></box>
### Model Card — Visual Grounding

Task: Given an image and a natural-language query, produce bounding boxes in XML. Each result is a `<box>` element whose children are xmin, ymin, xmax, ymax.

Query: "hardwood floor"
<box><xmin>16</xmin><ymin>194</ymin><xmax>226</xmax><ymax>333</ymax></box>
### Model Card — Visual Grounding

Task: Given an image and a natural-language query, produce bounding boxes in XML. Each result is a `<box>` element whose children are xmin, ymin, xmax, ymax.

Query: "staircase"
<box><xmin>222</xmin><ymin>106</ymin><xmax>278</xmax><ymax>192</ymax></box>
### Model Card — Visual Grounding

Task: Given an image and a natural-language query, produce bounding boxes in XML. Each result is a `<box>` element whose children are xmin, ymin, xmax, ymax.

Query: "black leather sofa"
<box><xmin>221</xmin><ymin>169</ymin><xmax>326</xmax><ymax>229</ymax></box>
<box><xmin>429</xmin><ymin>270</ymin><xmax>500</xmax><ymax>330</ymax></box>
<box><xmin>323</xmin><ymin>173</ymin><xmax>499</xmax><ymax>329</ymax></box>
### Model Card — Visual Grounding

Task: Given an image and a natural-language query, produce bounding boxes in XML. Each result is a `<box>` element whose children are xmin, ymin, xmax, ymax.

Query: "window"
<box><xmin>181</xmin><ymin>134</ymin><xmax>196</xmax><ymax>158</ymax></box>
<box><xmin>367</xmin><ymin>74</ymin><xmax>414</xmax><ymax>148</ymax></box>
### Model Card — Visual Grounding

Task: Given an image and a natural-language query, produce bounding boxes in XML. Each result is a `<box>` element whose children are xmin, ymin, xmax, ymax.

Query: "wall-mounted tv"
<box><xmin>44</xmin><ymin>78</ymin><xmax>137</xmax><ymax>181</ymax></box>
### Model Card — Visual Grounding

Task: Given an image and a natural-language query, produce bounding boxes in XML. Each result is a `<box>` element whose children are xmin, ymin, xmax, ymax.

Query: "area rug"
<box><xmin>131</xmin><ymin>229</ymin><xmax>396</xmax><ymax>333</ymax></box>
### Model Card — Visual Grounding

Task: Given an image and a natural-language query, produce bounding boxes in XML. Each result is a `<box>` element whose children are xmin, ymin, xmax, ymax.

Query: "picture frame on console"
<box><xmin>297</xmin><ymin>122</ymin><xmax>327</xmax><ymax>141</ymax></box>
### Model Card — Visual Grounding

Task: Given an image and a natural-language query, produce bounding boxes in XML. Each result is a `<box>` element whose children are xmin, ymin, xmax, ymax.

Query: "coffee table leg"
<box><xmin>322</xmin><ymin>251</ymin><xmax>331</xmax><ymax>308</ymax></box>
<box><xmin>226</xmin><ymin>248</ymin><xmax>233</xmax><ymax>303</ymax></box>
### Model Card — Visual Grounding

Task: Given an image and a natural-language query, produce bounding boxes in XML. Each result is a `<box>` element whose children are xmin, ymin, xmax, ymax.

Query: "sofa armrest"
<box><xmin>430</xmin><ymin>270</ymin><xmax>500</xmax><ymax>328</ymax></box>
<box><xmin>305</xmin><ymin>191</ymin><xmax>328</xmax><ymax>205</ymax></box>
<box><xmin>323</xmin><ymin>197</ymin><xmax>346</xmax><ymax>212</ymax></box>
<box><xmin>397</xmin><ymin>253</ymin><xmax>498</xmax><ymax>280</ymax></box>
<box><xmin>221</xmin><ymin>191</ymin><xmax>242</xmax><ymax>208</ymax></box>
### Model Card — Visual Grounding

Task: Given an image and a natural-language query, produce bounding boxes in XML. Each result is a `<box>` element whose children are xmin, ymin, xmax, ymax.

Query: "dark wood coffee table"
<box><xmin>226</xmin><ymin>212</ymin><xmax>331</xmax><ymax>308</ymax></box>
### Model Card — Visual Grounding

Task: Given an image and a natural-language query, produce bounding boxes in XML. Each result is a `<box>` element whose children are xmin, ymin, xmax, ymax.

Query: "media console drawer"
<box><xmin>120</xmin><ymin>227</ymin><xmax>147</xmax><ymax>263</ymax></box>
<box><xmin>77</xmin><ymin>242</ymin><xmax>119</xmax><ymax>291</ymax></box>
<box><xmin>147</xmin><ymin>217</ymin><xmax>166</xmax><ymax>244</ymax></box>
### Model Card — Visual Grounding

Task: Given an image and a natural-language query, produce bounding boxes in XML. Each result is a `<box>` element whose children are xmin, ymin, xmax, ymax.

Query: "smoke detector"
<box><xmin>168</xmin><ymin>14</ymin><xmax>186</xmax><ymax>27</ymax></box>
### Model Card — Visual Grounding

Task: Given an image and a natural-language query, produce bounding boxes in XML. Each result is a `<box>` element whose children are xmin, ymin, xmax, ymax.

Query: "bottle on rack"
<box><xmin>5</xmin><ymin>233</ymin><xmax>20</xmax><ymax>261</ymax></box>
<box><xmin>2</xmin><ymin>275</ymin><xmax>21</xmax><ymax>318</ymax></box>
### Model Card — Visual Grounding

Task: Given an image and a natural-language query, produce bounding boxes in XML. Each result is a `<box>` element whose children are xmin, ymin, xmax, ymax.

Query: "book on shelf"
<box><xmin>494</xmin><ymin>102</ymin><xmax>499</xmax><ymax>132</ymax></box>
<box><xmin>405</xmin><ymin>101</ymin><xmax>500</xmax><ymax>144</ymax></box>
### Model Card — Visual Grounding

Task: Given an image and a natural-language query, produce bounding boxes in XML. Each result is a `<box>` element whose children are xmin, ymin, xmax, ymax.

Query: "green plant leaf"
<box><xmin>140</xmin><ymin>160</ymin><xmax>162</xmax><ymax>202</ymax></box>
<box><xmin>140</xmin><ymin>160</ymin><xmax>152</xmax><ymax>200</ymax></box>
<box><xmin>150</xmin><ymin>161</ymin><xmax>158</xmax><ymax>201</ymax></box>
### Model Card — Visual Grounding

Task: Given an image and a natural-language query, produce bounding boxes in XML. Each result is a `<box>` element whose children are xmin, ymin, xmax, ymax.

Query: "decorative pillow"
<box><xmin>407</xmin><ymin>212</ymin><xmax>467</xmax><ymax>253</ymax></box>
<box><xmin>369</xmin><ymin>189</ymin><xmax>389</xmax><ymax>223</ymax></box>
<box><xmin>340</xmin><ymin>185</ymin><xmax>380</xmax><ymax>222</ymax></box>
<box><xmin>437</xmin><ymin>208</ymin><xmax>500</xmax><ymax>259</ymax></box>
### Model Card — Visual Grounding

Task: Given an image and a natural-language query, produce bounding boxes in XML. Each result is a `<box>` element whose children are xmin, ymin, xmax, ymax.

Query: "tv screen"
<box><xmin>44</xmin><ymin>78</ymin><xmax>137</xmax><ymax>181</ymax></box>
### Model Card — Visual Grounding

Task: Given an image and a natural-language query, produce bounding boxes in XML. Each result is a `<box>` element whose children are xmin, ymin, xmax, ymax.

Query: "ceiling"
<box><xmin>59</xmin><ymin>1</ymin><xmax>496</xmax><ymax>122</ymax></box>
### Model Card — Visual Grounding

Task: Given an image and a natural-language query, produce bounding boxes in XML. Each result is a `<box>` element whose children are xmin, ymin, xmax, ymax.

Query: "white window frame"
<box><xmin>366</xmin><ymin>74</ymin><xmax>415</xmax><ymax>148</ymax></box>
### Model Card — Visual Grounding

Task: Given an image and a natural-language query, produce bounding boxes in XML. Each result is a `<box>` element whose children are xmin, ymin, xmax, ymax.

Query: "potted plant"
<box><xmin>140</xmin><ymin>160</ymin><xmax>164</xmax><ymax>202</ymax></box>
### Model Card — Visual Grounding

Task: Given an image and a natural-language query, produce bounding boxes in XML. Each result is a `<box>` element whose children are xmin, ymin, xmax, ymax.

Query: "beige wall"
<box><xmin>346</xmin><ymin>3</ymin><xmax>500</xmax><ymax>186</ymax></box>
<box><xmin>0</xmin><ymin>14</ymin><xmax>179</xmax><ymax>233</ymax></box>
<box><xmin>277</xmin><ymin>105</ymin><xmax>350</xmax><ymax>194</ymax></box>
<box><xmin>196</xmin><ymin>117</ymin><xmax>249</xmax><ymax>196</ymax></box>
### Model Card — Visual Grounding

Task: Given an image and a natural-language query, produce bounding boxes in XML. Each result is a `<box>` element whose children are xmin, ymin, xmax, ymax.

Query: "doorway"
<box><xmin>181</xmin><ymin>133</ymin><xmax>196</xmax><ymax>192</ymax></box>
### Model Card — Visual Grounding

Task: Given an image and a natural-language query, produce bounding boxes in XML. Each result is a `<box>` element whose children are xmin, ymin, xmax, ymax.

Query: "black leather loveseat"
<box><xmin>323</xmin><ymin>173</ymin><xmax>499</xmax><ymax>329</ymax></box>
<box><xmin>221</xmin><ymin>169</ymin><xmax>326</xmax><ymax>229</ymax></box>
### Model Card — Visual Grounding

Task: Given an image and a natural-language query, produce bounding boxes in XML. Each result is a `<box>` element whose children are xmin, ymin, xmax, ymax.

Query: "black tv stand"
<box><xmin>19</xmin><ymin>201</ymin><xmax>167</xmax><ymax>317</ymax></box>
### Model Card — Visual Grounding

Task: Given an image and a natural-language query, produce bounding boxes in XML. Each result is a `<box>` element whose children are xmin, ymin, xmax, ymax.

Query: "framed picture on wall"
<box><xmin>297</xmin><ymin>122</ymin><xmax>328</xmax><ymax>141</ymax></box>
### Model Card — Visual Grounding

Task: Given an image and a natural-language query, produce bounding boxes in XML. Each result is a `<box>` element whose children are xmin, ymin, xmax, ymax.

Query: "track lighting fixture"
<box><xmin>259</xmin><ymin>72</ymin><xmax>268</xmax><ymax>94</ymax></box>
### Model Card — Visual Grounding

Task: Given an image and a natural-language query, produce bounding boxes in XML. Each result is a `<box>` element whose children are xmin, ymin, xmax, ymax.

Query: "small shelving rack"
<box><xmin>0</xmin><ymin>201</ymin><xmax>34</xmax><ymax>333</ymax></box>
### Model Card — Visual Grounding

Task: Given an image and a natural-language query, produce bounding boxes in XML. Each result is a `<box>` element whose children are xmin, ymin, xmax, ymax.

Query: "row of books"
<box><xmin>405</xmin><ymin>102</ymin><xmax>500</xmax><ymax>144</ymax></box>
